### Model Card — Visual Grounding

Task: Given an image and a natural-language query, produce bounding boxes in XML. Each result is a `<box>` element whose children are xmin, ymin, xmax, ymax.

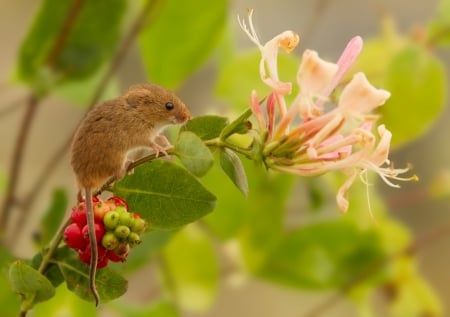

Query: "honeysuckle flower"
<box><xmin>239</xmin><ymin>11</ymin><xmax>417</xmax><ymax>213</ymax></box>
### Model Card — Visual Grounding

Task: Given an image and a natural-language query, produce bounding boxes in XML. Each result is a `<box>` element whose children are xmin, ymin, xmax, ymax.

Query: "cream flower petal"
<box><xmin>298</xmin><ymin>49</ymin><xmax>338</xmax><ymax>96</ymax></box>
<box><xmin>338</xmin><ymin>72</ymin><xmax>391</xmax><ymax>115</ymax></box>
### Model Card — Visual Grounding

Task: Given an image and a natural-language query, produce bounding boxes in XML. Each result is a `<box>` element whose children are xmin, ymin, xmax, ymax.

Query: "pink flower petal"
<box><xmin>318</xmin><ymin>36</ymin><xmax>364</xmax><ymax>104</ymax></box>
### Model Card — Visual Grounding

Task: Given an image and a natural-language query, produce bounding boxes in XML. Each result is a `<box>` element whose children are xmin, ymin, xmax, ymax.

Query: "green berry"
<box><xmin>118</xmin><ymin>211</ymin><xmax>133</xmax><ymax>227</ymax></box>
<box><xmin>114</xmin><ymin>206</ymin><xmax>127</xmax><ymax>215</ymax></box>
<box><xmin>102</xmin><ymin>232</ymin><xmax>119</xmax><ymax>250</ymax></box>
<box><xmin>128</xmin><ymin>232</ymin><xmax>141</xmax><ymax>248</ymax></box>
<box><xmin>114</xmin><ymin>225</ymin><xmax>130</xmax><ymax>239</ymax></box>
<box><xmin>131</xmin><ymin>217</ymin><xmax>147</xmax><ymax>234</ymax></box>
<box><xmin>103</xmin><ymin>211</ymin><xmax>120</xmax><ymax>230</ymax></box>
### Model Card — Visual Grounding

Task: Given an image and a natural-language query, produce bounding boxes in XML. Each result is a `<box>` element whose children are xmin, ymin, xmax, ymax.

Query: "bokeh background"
<box><xmin>1</xmin><ymin>0</ymin><xmax>449</xmax><ymax>316</ymax></box>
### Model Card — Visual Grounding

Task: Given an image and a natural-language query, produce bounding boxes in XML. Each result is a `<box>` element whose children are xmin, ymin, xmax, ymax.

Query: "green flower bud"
<box><xmin>102</xmin><ymin>232</ymin><xmax>119</xmax><ymax>250</ymax></box>
<box><xmin>103</xmin><ymin>211</ymin><xmax>120</xmax><ymax>230</ymax></box>
<box><xmin>114</xmin><ymin>225</ymin><xmax>130</xmax><ymax>239</ymax></box>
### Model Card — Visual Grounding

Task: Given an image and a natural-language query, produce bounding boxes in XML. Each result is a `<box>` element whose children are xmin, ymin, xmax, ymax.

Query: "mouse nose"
<box><xmin>181</xmin><ymin>109</ymin><xmax>191</xmax><ymax>122</ymax></box>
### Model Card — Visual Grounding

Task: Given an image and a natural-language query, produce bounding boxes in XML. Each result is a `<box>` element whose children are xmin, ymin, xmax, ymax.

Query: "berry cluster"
<box><xmin>64</xmin><ymin>196</ymin><xmax>147</xmax><ymax>268</ymax></box>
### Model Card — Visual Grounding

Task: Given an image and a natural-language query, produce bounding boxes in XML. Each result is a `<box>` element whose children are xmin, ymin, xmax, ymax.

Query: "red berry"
<box><xmin>107</xmin><ymin>251</ymin><xmax>127</xmax><ymax>263</ymax></box>
<box><xmin>81</xmin><ymin>223</ymin><xmax>105</xmax><ymax>243</ymax></box>
<box><xmin>70</xmin><ymin>207</ymin><xmax>87</xmax><ymax>227</ymax></box>
<box><xmin>96</xmin><ymin>255</ymin><xmax>109</xmax><ymax>269</ymax></box>
<box><xmin>94</xmin><ymin>202</ymin><xmax>110</xmax><ymax>222</ymax></box>
<box><xmin>106</xmin><ymin>196</ymin><xmax>129</xmax><ymax>210</ymax></box>
<box><xmin>78</xmin><ymin>244</ymin><xmax>108</xmax><ymax>268</ymax></box>
<box><xmin>64</xmin><ymin>223</ymin><xmax>87</xmax><ymax>250</ymax></box>
<box><xmin>115</xmin><ymin>243</ymin><xmax>130</xmax><ymax>258</ymax></box>
<box><xmin>78</xmin><ymin>247</ymin><xmax>91</xmax><ymax>264</ymax></box>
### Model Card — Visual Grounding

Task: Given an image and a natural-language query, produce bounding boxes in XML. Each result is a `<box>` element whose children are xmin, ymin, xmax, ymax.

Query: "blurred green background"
<box><xmin>1</xmin><ymin>0</ymin><xmax>449</xmax><ymax>316</ymax></box>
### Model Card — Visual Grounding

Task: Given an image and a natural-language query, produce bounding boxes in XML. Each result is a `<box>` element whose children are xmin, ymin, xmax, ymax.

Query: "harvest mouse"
<box><xmin>70</xmin><ymin>83</ymin><xmax>191</xmax><ymax>305</ymax></box>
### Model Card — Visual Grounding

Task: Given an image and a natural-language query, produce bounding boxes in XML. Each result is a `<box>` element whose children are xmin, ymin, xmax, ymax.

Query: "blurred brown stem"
<box><xmin>0</xmin><ymin>95</ymin><xmax>39</xmax><ymax>230</ymax></box>
<box><xmin>303</xmin><ymin>220</ymin><xmax>450</xmax><ymax>317</ymax></box>
<box><xmin>0</xmin><ymin>0</ymin><xmax>86</xmax><ymax>235</ymax></box>
<box><xmin>19</xmin><ymin>0</ymin><xmax>161</xmax><ymax>229</ymax></box>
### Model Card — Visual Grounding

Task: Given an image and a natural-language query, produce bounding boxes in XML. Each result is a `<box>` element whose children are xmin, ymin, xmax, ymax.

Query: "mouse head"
<box><xmin>124</xmin><ymin>83</ymin><xmax>191</xmax><ymax>126</ymax></box>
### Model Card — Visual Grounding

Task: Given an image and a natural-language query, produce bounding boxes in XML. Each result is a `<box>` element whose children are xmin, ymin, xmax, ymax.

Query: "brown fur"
<box><xmin>71</xmin><ymin>83</ymin><xmax>191</xmax><ymax>189</ymax></box>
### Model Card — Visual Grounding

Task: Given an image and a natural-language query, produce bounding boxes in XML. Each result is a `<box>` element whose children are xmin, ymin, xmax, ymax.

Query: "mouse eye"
<box><xmin>165</xmin><ymin>102</ymin><xmax>174</xmax><ymax>111</ymax></box>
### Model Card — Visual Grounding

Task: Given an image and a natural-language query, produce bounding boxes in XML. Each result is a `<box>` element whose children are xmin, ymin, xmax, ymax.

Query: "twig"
<box><xmin>0</xmin><ymin>95</ymin><xmax>39</xmax><ymax>230</ymax></box>
<box><xmin>20</xmin><ymin>0</ymin><xmax>161</xmax><ymax>221</ymax></box>
<box><xmin>44</xmin><ymin>0</ymin><xmax>86</xmax><ymax>68</ymax></box>
<box><xmin>303</xmin><ymin>221</ymin><xmax>450</xmax><ymax>317</ymax></box>
<box><xmin>0</xmin><ymin>0</ymin><xmax>86</xmax><ymax>234</ymax></box>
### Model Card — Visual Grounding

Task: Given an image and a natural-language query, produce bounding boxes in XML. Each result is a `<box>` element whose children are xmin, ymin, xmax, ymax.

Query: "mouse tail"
<box><xmin>85</xmin><ymin>188</ymin><xmax>100</xmax><ymax>306</ymax></box>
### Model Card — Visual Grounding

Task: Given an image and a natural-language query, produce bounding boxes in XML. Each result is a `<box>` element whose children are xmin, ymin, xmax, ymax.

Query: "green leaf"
<box><xmin>16</xmin><ymin>0</ymin><xmax>126</xmax><ymax>87</ymax></box>
<box><xmin>112</xmin><ymin>299</ymin><xmax>179</xmax><ymax>317</ymax></box>
<box><xmin>139</xmin><ymin>0</ymin><xmax>227</xmax><ymax>88</ymax></box>
<box><xmin>162</xmin><ymin>225</ymin><xmax>218</xmax><ymax>312</ymax></box>
<box><xmin>202</xmin><ymin>164</ymin><xmax>247</xmax><ymax>240</ymax></box>
<box><xmin>219</xmin><ymin>148</ymin><xmax>249</xmax><ymax>196</ymax></box>
<box><xmin>427</xmin><ymin>0</ymin><xmax>450</xmax><ymax>46</ymax></box>
<box><xmin>181</xmin><ymin>115</ymin><xmax>228</xmax><ymax>141</ymax></box>
<box><xmin>114</xmin><ymin>160</ymin><xmax>216</xmax><ymax>229</ymax></box>
<box><xmin>32</xmin><ymin>284</ymin><xmax>96</xmax><ymax>317</ymax></box>
<box><xmin>238</xmin><ymin>170</ymin><xmax>295</xmax><ymax>272</ymax></box>
<box><xmin>39</xmin><ymin>188</ymin><xmax>68</xmax><ymax>246</ymax></box>
<box><xmin>0</xmin><ymin>248</ymin><xmax>21</xmax><ymax>316</ymax></box>
<box><xmin>259</xmin><ymin>221</ymin><xmax>385</xmax><ymax>289</ymax></box>
<box><xmin>52</xmin><ymin>66</ymin><xmax>120</xmax><ymax>107</ymax></box>
<box><xmin>53</xmin><ymin>246</ymin><xmax>127</xmax><ymax>303</ymax></box>
<box><xmin>382</xmin><ymin>44</ymin><xmax>447</xmax><ymax>147</ymax></box>
<box><xmin>30</xmin><ymin>253</ymin><xmax>64</xmax><ymax>288</ymax></box>
<box><xmin>8</xmin><ymin>261</ymin><xmax>56</xmax><ymax>310</ymax></box>
<box><xmin>175</xmin><ymin>131</ymin><xmax>214</xmax><ymax>177</ymax></box>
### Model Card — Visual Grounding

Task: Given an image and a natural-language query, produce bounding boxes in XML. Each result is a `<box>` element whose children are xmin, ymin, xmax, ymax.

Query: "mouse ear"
<box><xmin>125</xmin><ymin>90</ymin><xmax>146</xmax><ymax>109</ymax></box>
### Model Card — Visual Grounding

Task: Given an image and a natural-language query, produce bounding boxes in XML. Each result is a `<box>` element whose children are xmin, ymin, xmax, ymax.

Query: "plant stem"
<box><xmin>38</xmin><ymin>217</ymin><xmax>71</xmax><ymax>274</ymax></box>
<box><xmin>205</xmin><ymin>138</ymin><xmax>254</xmax><ymax>159</ymax></box>
<box><xmin>0</xmin><ymin>95</ymin><xmax>39</xmax><ymax>231</ymax></box>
